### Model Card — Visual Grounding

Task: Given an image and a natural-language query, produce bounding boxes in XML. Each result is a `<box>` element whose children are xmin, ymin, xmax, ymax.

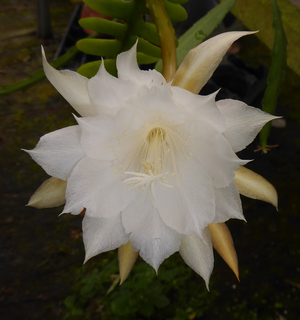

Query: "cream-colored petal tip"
<box><xmin>27</xmin><ymin>177</ymin><xmax>67</xmax><ymax>209</ymax></box>
<box><xmin>234</xmin><ymin>166</ymin><xmax>278</xmax><ymax>209</ymax></box>
<box><xmin>208</xmin><ymin>223</ymin><xmax>239</xmax><ymax>281</ymax></box>
<box><xmin>118</xmin><ymin>242</ymin><xmax>139</xmax><ymax>285</ymax></box>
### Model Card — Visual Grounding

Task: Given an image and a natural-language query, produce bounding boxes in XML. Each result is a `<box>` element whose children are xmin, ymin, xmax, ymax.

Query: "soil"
<box><xmin>1</xmin><ymin>1</ymin><xmax>300</xmax><ymax>320</ymax></box>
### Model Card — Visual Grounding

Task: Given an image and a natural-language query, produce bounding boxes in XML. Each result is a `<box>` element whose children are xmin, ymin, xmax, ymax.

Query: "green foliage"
<box><xmin>260</xmin><ymin>0</ymin><xmax>287</xmax><ymax>152</ymax></box>
<box><xmin>62</xmin><ymin>252</ymin><xmax>220</xmax><ymax>320</ymax></box>
<box><xmin>77</xmin><ymin>0</ymin><xmax>187</xmax><ymax>78</ymax></box>
<box><xmin>155</xmin><ymin>0</ymin><xmax>237</xmax><ymax>71</ymax></box>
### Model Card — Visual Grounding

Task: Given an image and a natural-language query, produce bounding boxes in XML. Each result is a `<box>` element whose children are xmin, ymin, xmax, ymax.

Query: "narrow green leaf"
<box><xmin>137</xmin><ymin>38</ymin><xmax>161</xmax><ymax>58</ymax></box>
<box><xmin>83</xmin><ymin>0</ymin><xmax>135</xmax><ymax>22</ymax></box>
<box><xmin>133</xmin><ymin>20</ymin><xmax>161</xmax><ymax>46</ymax></box>
<box><xmin>79</xmin><ymin>18</ymin><xmax>128</xmax><ymax>39</ymax></box>
<box><xmin>77</xmin><ymin>39</ymin><xmax>122</xmax><ymax>57</ymax></box>
<box><xmin>77</xmin><ymin>59</ymin><xmax>117</xmax><ymax>78</ymax></box>
<box><xmin>155</xmin><ymin>0</ymin><xmax>237</xmax><ymax>71</ymax></box>
<box><xmin>164</xmin><ymin>0</ymin><xmax>187</xmax><ymax>22</ymax></box>
<box><xmin>0</xmin><ymin>45</ymin><xmax>79</xmax><ymax>96</ymax></box>
<box><xmin>137</xmin><ymin>52</ymin><xmax>160</xmax><ymax>64</ymax></box>
<box><xmin>260</xmin><ymin>0</ymin><xmax>287</xmax><ymax>152</ymax></box>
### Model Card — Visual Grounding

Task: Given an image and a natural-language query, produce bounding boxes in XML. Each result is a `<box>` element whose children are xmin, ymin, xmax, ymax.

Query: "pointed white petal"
<box><xmin>213</xmin><ymin>182</ymin><xmax>245</xmax><ymax>224</ymax></box>
<box><xmin>234</xmin><ymin>166</ymin><xmax>278</xmax><ymax>208</ymax></box>
<box><xmin>83</xmin><ymin>214</ymin><xmax>129</xmax><ymax>263</ymax></box>
<box><xmin>117</xmin><ymin>42</ymin><xmax>166</xmax><ymax>87</ymax></box>
<box><xmin>171</xmin><ymin>87</ymin><xmax>225</xmax><ymax>132</ymax></box>
<box><xmin>75</xmin><ymin>114</ymin><xmax>115</xmax><ymax>160</ymax></box>
<box><xmin>216</xmin><ymin>99</ymin><xmax>279</xmax><ymax>152</ymax></box>
<box><xmin>184</xmin><ymin>119</ymin><xmax>247</xmax><ymax>187</ymax></box>
<box><xmin>63</xmin><ymin>157</ymin><xmax>135</xmax><ymax>216</ymax></box>
<box><xmin>122</xmin><ymin>195</ymin><xmax>181</xmax><ymax>272</ymax></box>
<box><xmin>42</xmin><ymin>47</ymin><xmax>96</xmax><ymax>117</ymax></box>
<box><xmin>179</xmin><ymin>230</ymin><xmax>214</xmax><ymax>289</ymax></box>
<box><xmin>24</xmin><ymin>126</ymin><xmax>85</xmax><ymax>180</ymax></box>
<box><xmin>129</xmin><ymin>85</ymin><xmax>185</xmax><ymax>125</ymax></box>
<box><xmin>27</xmin><ymin>177</ymin><xmax>67</xmax><ymax>209</ymax></box>
<box><xmin>155</xmin><ymin>159</ymin><xmax>215</xmax><ymax>237</ymax></box>
<box><xmin>87</xmin><ymin>61</ymin><xmax>137</xmax><ymax>115</ymax></box>
<box><xmin>172</xmin><ymin>31</ymin><xmax>256</xmax><ymax>93</ymax></box>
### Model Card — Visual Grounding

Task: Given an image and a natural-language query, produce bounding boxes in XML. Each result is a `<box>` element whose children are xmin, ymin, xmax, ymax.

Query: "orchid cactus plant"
<box><xmin>24</xmin><ymin>0</ymin><xmax>278</xmax><ymax>289</ymax></box>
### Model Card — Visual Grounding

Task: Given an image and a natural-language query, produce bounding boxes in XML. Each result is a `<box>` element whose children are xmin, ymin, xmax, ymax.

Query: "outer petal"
<box><xmin>63</xmin><ymin>157</ymin><xmax>135</xmax><ymax>217</ymax></box>
<box><xmin>155</xmin><ymin>159</ymin><xmax>215</xmax><ymax>237</ymax></box>
<box><xmin>122</xmin><ymin>195</ymin><xmax>181</xmax><ymax>272</ymax></box>
<box><xmin>216</xmin><ymin>99</ymin><xmax>279</xmax><ymax>152</ymax></box>
<box><xmin>117</xmin><ymin>42</ymin><xmax>166</xmax><ymax>87</ymax></box>
<box><xmin>184</xmin><ymin>120</ymin><xmax>247</xmax><ymax>187</ymax></box>
<box><xmin>24</xmin><ymin>126</ymin><xmax>85</xmax><ymax>180</ymax></box>
<box><xmin>179</xmin><ymin>229</ymin><xmax>214</xmax><ymax>289</ymax></box>
<box><xmin>129</xmin><ymin>85</ymin><xmax>186</xmax><ymax>126</ymax></box>
<box><xmin>172</xmin><ymin>31</ymin><xmax>255</xmax><ymax>94</ymax></box>
<box><xmin>75</xmin><ymin>114</ymin><xmax>115</xmax><ymax>161</ymax></box>
<box><xmin>87</xmin><ymin>61</ymin><xmax>137</xmax><ymax>115</ymax></box>
<box><xmin>213</xmin><ymin>182</ymin><xmax>245</xmax><ymax>224</ymax></box>
<box><xmin>27</xmin><ymin>177</ymin><xmax>67</xmax><ymax>209</ymax></box>
<box><xmin>171</xmin><ymin>87</ymin><xmax>225</xmax><ymax>133</ymax></box>
<box><xmin>42</xmin><ymin>47</ymin><xmax>96</xmax><ymax>117</ymax></box>
<box><xmin>234</xmin><ymin>166</ymin><xmax>278</xmax><ymax>208</ymax></box>
<box><xmin>83</xmin><ymin>214</ymin><xmax>129</xmax><ymax>263</ymax></box>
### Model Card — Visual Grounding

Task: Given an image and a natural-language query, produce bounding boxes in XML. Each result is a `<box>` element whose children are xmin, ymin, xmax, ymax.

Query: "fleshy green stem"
<box><xmin>259</xmin><ymin>0</ymin><xmax>286</xmax><ymax>153</ymax></box>
<box><xmin>145</xmin><ymin>0</ymin><xmax>177</xmax><ymax>82</ymax></box>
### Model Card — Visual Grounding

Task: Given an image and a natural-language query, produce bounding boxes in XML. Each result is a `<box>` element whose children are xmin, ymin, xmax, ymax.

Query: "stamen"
<box><xmin>123</xmin><ymin>170</ymin><xmax>173</xmax><ymax>207</ymax></box>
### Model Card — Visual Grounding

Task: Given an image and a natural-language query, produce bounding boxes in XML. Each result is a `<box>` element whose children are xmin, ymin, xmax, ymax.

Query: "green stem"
<box><xmin>259</xmin><ymin>0</ymin><xmax>287</xmax><ymax>153</ymax></box>
<box><xmin>145</xmin><ymin>0</ymin><xmax>177</xmax><ymax>82</ymax></box>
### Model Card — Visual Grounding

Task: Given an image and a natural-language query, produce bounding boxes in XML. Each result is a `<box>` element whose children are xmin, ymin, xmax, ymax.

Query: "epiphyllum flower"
<box><xmin>25</xmin><ymin>32</ymin><xmax>278</xmax><ymax>288</ymax></box>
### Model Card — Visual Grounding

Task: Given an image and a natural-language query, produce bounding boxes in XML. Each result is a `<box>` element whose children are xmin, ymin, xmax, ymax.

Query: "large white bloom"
<box><xmin>25</xmin><ymin>32</ymin><xmax>277</xmax><ymax>287</ymax></box>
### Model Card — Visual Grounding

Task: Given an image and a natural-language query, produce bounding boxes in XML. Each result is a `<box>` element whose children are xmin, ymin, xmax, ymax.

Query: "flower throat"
<box><xmin>140</xmin><ymin>127</ymin><xmax>167</xmax><ymax>175</ymax></box>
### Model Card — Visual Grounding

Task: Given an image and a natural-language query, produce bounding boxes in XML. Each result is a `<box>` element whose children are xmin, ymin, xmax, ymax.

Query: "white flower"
<box><xmin>25</xmin><ymin>32</ymin><xmax>277</xmax><ymax>287</ymax></box>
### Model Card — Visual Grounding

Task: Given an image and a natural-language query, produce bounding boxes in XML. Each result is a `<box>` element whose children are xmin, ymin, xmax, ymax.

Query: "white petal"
<box><xmin>179</xmin><ymin>229</ymin><xmax>214</xmax><ymax>289</ymax></box>
<box><xmin>75</xmin><ymin>108</ymin><xmax>145</xmax><ymax>162</ymax></box>
<box><xmin>63</xmin><ymin>157</ymin><xmax>135</xmax><ymax>217</ymax></box>
<box><xmin>83</xmin><ymin>214</ymin><xmax>129</xmax><ymax>263</ymax></box>
<box><xmin>171</xmin><ymin>87</ymin><xmax>225</xmax><ymax>132</ymax></box>
<box><xmin>129</xmin><ymin>85</ymin><xmax>186</xmax><ymax>126</ymax></box>
<box><xmin>216</xmin><ymin>99</ymin><xmax>279</xmax><ymax>152</ymax></box>
<box><xmin>155</xmin><ymin>160</ymin><xmax>215</xmax><ymax>237</ymax></box>
<box><xmin>117</xmin><ymin>42</ymin><xmax>166</xmax><ymax>87</ymax></box>
<box><xmin>75</xmin><ymin>114</ymin><xmax>115</xmax><ymax>160</ymax></box>
<box><xmin>184</xmin><ymin>120</ymin><xmax>247</xmax><ymax>187</ymax></box>
<box><xmin>42</xmin><ymin>47</ymin><xmax>96</xmax><ymax>117</ymax></box>
<box><xmin>213</xmin><ymin>182</ymin><xmax>245</xmax><ymax>224</ymax></box>
<box><xmin>87</xmin><ymin>61</ymin><xmax>136</xmax><ymax>115</ymax></box>
<box><xmin>122</xmin><ymin>195</ymin><xmax>181</xmax><ymax>272</ymax></box>
<box><xmin>172</xmin><ymin>31</ymin><xmax>255</xmax><ymax>93</ymax></box>
<box><xmin>24</xmin><ymin>126</ymin><xmax>85</xmax><ymax>180</ymax></box>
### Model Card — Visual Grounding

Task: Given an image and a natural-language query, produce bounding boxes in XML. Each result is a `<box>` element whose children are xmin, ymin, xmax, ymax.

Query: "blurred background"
<box><xmin>1</xmin><ymin>0</ymin><xmax>300</xmax><ymax>319</ymax></box>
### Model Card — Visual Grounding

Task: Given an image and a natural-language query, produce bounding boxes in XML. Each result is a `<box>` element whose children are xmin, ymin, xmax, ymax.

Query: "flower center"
<box><xmin>117</xmin><ymin>121</ymin><xmax>191</xmax><ymax>191</ymax></box>
<box><xmin>141</xmin><ymin>127</ymin><xmax>167</xmax><ymax>175</ymax></box>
